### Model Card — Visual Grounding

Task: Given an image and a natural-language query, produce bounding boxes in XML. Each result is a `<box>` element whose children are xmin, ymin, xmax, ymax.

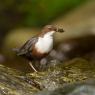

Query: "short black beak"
<box><xmin>57</xmin><ymin>28</ymin><xmax>64</xmax><ymax>33</ymax></box>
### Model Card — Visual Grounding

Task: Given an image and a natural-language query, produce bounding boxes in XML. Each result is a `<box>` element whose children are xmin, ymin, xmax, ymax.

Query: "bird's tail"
<box><xmin>13</xmin><ymin>48</ymin><xmax>27</xmax><ymax>56</ymax></box>
<box><xmin>12</xmin><ymin>48</ymin><xmax>20</xmax><ymax>55</ymax></box>
<box><xmin>12</xmin><ymin>48</ymin><xmax>19</xmax><ymax>52</ymax></box>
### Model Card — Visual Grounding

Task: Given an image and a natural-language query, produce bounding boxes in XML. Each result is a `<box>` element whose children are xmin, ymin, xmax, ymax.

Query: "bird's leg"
<box><xmin>29</xmin><ymin>61</ymin><xmax>37</xmax><ymax>72</ymax></box>
<box><xmin>40</xmin><ymin>58</ymin><xmax>47</xmax><ymax>71</ymax></box>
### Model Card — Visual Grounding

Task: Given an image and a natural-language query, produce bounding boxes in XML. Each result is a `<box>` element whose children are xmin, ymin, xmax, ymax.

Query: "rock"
<box><xmin>36</xmin><ymin>80</ymin><xmax>95</xmax><ymax>95</ymax></box>
<box><xmin>52</xmin><ymin>1</ymin><xmax>95</xmax><ymax>44</ymax></box>
<box><xmin>0</xmin><ymin>58</ymin><xmax>95</xmax><ymax>95</ymax></box>
<box><xmin>57</xmin><ymin>35</ymin><xmax>95</xmax><ymax>61</ymax></box>
<box><xmin>27</xmin><ymin>58</ymin><xmax>95</xmax><ymax>91</ymax></box>
<box><xmin>0</xmin><ymin>64</ymin><xmax>42</xmax><ymax>95</ymax></box>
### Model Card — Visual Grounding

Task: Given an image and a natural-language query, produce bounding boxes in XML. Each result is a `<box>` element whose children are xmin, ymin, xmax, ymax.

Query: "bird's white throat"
<box><xmin>35</xmin><ymin>31</ymin><xmax>55</xmax><ymax>53</ymax></box>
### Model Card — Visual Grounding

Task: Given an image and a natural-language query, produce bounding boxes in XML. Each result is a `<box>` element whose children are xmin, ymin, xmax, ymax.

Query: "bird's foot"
<box><xmin>29</xmin><ymin>61</ymin><xmax>37</xmax><ymax>72</ymax></box>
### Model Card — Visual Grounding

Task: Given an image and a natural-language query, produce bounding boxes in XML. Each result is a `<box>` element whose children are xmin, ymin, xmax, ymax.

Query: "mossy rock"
<box><xmin>0</xmin><ymin>64</ymin><xmax>41</xmax><ymax>95</ymax></box>
<box><xmin>27</xmin><ymin>58</ymin><xmax>95</xmax><ymax>91</ymax></box>
<box><xmin>0</xmin><ymin>58</ymin><xmax>95</xmax><ymax>95</ymax></box>
<box><xmin>36</xmin><ymin>80</ymin><xmax>95</xmax><ymax>95</ymax></box>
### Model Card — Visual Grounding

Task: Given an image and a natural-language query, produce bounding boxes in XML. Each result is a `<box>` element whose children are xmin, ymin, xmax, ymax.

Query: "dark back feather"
<box><xmin>16</xmin><ymin>37</ymin><xmax>38</xmax><ymax>56</ymax></box>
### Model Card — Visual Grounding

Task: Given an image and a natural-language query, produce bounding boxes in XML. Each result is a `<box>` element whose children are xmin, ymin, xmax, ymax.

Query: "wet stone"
<box><xmin>27</xmin><ymin>58</ymin><xmax>95</xmax><ymax>91</ymax></box>
<box><xmin>0</xmin><ymin>58</ymin><xmax>95</xmax><ymax>95</ymax></box>
<box><xmin>0</xmin><ymin>64</ymin><xmax>41</xmax><ymax>95</ymax></box>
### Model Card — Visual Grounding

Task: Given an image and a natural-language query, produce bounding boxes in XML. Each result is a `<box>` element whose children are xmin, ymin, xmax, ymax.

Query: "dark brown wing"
<box><xmin>16</xmin><ymin>37</ymin><xmax>38</xmax><ymax>56</ymax></box>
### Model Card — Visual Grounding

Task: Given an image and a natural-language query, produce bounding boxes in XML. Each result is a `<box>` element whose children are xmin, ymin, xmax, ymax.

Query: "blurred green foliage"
<box><xmin>23</xmin><ymin>0</ymin><xmax>88</xmax><ymax>27</ymax></box>
<box><xmin>0</xmin><ymin>0</ymin><xmax>88</xmax><ymax>29</ymax></box>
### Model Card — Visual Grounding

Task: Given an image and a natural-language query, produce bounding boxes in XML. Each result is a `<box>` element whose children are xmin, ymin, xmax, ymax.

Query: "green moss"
<box><xmin>27</xmin><ymin>58</ymin><xmax>95</xmax><ymax>90</ymax></box>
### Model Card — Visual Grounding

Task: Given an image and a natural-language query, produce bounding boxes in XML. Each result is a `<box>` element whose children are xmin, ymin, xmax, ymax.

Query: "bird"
<box><xmin>14</xmin><ymin>25</ymin><xmax>64</xmax><ymax>72</ymax></box>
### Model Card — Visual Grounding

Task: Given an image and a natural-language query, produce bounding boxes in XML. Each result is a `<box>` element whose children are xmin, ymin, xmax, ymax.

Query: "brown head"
<box><xmin>39</xmin><ymin>25</ymin><xmax>64</xmax><ymax>36</ymax></box>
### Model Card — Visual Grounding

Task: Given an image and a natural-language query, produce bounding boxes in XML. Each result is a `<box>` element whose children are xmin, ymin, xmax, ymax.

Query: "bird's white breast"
<box><xmin>35</xmin><ymin>31</ymin><xmax>54</xmax><ymax>53</ymax></box>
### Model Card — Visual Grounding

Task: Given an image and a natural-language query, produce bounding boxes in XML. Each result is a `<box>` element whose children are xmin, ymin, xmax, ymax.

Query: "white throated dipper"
<box><xmin>14</xmin><ymin>25</ymin><xmax>64</xmax><ymax>72</ymax></box>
